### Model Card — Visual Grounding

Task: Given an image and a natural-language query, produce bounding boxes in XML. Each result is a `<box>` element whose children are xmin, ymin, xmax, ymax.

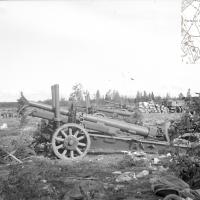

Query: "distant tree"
<box><xmin>155</xmin><ymin>95</ymin><xmax>162</xmax><ymax>101</ymax></box>
<box><xmin>136</xmin><ymin>91</ymin><xmax>142</xmax><ymax>101</ymax></box>
<box><xmin>69</xmin><ymin>83</ymin><xmax>84</xmax><ymax>103</ymax></box>
<box><xmin>122</xmin><ymin>95</ymin><xmax>129</xmax><ymax>105</ymax></box>
<box><xmin>96</xmin><ymin>90</ymin><xmax>100</xmax><ymax>100</ymax></box>
<box><xmin>143</xmin><ymin>91</ymin><xmax>148</xmax><ymax>101</ymax></box>
<box><xmin>187</xmin><ymin>88</ymin><xmax>191</xmax><ymax>98</ymax></box>
<box><xmin>178</xmin><ymin>92</ymin><xmax>184</xmax><ymax>99</ymax></box>
<box><xmin>105</xmin><ymin>89</ymin><xmax>112</xmax><ymax>101</ymax></box>
<box><xmin>95</xmin><ymin>90</ymin><xmax>101</xmax><ymax>105</ymax></box>
<box><xmin>60</xmin><ymin>97</ymin><xmax>68</xmax><ymax>107</ymax></box>
<box><xmin>151</xmin><ymin>92</ymin><xmax>155</xmax><ymax>100</ymax></box>
<box><xmin>84</xmin><ymin>90</ymin><xmax>91</xmax><ymax>110</ymax></box>
<box><xmin>166</xmin><ymin>93</ymin><xmax>171</xmax><ymax>99</ymax></box>
<box><xmin>148</xmin><ymin>93</ymin><xmax>151</xmax><ymax>100</ymax></box>
<box><xmin>112</xmin><ymin>90</ymin><xmax>121</xmax><ymax>103</ymax></box>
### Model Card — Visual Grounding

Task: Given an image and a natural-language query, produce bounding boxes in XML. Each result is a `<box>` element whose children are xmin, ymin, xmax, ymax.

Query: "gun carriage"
<box><xmin>76</xmin><ymin>104</ymin><xmax>134</xmax><ymax>118</ymax></box>
<box><xmin>104</xmin><ymin>100</ymin><xmax>135</xmax><ymax>111</ymax></box>
<box><xmin>76</xmin><ymin>96</ymin><xmax>134</xmax><ymax>118</ymax></box>
<box><xmin>18</xmin><ymin>85</ymin><xmax>190</xmax><ymax>161</ymax></box>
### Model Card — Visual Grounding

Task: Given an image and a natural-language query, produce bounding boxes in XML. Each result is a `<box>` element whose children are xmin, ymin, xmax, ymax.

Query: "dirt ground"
<box><xmin>0</xmin><ymin>114</ymin><xmax>182</xmax><ymax>200</ymax></box>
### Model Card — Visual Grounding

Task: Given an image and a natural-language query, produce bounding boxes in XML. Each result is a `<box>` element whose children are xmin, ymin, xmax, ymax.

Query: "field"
<box><xmin>0</xmin><ymin>113</ymin><xmax>183</xmax><ymax>200</ymax></box>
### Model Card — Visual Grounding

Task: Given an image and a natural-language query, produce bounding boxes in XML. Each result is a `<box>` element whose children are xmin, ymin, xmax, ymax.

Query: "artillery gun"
<box><xmin>104</xmin><ymin>100</ymin><xmax>136</xmax><ymax>112</ymax></box>
<box><xmin>76</xmin><ymin>104</ymin><xmax>134</xmax><ymax>118</ymax></box>
<box><xmin>76</xmin><ymin>95</ymin><xmax>134</xmax><ymax>118</ymax></box>
<box><xmin>18</xmin><ymin>84</ymin><xmax>191</xmax><ymax>161</ymax></box>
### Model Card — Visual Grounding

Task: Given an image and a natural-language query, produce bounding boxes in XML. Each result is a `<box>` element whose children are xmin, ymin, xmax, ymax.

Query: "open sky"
<box><xmin>0</xmin><ymin>0</ymin><xmax>199</xmax><ymax>101</ymax></box>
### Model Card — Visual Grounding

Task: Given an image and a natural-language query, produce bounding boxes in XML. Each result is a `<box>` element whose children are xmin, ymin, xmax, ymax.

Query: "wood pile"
<box><xmin>138</xmin><ymin>101</ymin><xmax>169</xmax><ymax>113</ymax></box>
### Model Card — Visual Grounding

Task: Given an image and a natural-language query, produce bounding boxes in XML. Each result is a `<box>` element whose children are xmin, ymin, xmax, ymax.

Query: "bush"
<box><xmin>169</xmin><ymin>154</ymin><xmax>200</xmax><ymax>189</ymax></box>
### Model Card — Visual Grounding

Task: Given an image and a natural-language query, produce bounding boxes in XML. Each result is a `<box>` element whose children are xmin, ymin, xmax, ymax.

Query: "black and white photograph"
<box><xmin>0</xmin><ymin>0</ymin><xmax>200</xmax><ymax>199</ymax></box>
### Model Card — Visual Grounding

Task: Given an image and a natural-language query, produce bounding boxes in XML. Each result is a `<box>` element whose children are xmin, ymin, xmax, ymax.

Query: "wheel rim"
<box><xmin>163</xmin><ymin>194</ymin><xmax>181</xmax><ymax>200</ymax></box>
<box><xmin>52</xmin><ymin>123</ymin><xmax>91</xmax><ymax>160</ymax></box>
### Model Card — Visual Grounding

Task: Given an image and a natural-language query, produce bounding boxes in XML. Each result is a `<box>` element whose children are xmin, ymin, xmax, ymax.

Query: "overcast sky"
<box><xmin>0</xmin><ymin>0</ymin><xmax>199</xmax><ymax>101</ymax></box>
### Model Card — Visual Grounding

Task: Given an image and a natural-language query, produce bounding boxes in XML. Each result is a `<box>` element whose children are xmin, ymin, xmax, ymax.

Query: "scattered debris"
<box><xmin>14</xmin><ymin>145</ymin><xmax>36</xmax><ymax>160</ymax></box>
<box><xmin>136</xmin><ymin>170</ymin><xmax>149</xmax><ymax>178</ymax></box>
<box><xmin>153</xmin><ymin>157</ymin><xmax>160</xmax><ymax>165</ymax></box>
<box><xmin>112</xmin><ymin>171</ymin><xmax>122</xmax><ymax>175</ymax></box>
<box><xmin>118</xmin><ymin>152</ymin><xmax>149</xmax><ymax>169</ymax></box>
<box><xmin>114</xmin><ymin>184</ymin><xmax>125</xmax><ymax>191</ymax></box>
<box><xmin>158</xmin><ymin>166</ymin><xmax>168</xmax><ymax>172</ymax></box>
<box><xmin>0</xmin><ymin>145</ymin><xmax>22</xmax><ymax>164</ymax></box>
<box><xmin>0</xmin><ymin>123</ymin><xmax>7</xmax><ymax>130</ymax></box>
<box><xmin>116</xmin><ymin>171</ymin><xmax>137</xmax><ymax>182</ymax></box>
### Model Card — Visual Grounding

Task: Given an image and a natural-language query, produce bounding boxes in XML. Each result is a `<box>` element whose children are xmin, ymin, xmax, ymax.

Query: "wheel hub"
<box><xmin>63</xmin><ymin>136</ymin><xmax>78</xmax><ymax>150</ymax></box>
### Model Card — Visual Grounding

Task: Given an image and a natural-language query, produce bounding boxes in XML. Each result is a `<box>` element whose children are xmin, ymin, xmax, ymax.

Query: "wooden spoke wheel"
<box><xmin>52</xmin><ymin>123</ymin><xmax>91</xmax><ymax>160</ymax></box>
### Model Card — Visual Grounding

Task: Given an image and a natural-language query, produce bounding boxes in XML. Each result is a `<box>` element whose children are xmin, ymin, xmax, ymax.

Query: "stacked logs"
<box><xmin>138</xmin><ymin>101</ymin><xmax>169</xmax><ymax>113</ymax></box>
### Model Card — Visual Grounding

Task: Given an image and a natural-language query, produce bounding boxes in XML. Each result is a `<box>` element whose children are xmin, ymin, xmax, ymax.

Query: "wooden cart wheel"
<box><xmin>163</xmin><ymin>194</ymin><xmax>181</xmax><ymax>200</ymax></box>
<box><xmin>52</xmin><ymin>123</ymin><xmax>91</xmax><ymax>160</ymax></box>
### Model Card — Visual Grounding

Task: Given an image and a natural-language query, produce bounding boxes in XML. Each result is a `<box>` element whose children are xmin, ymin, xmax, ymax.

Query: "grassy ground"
<box><xmin>0</xmin><ymin>154</ymin><xmax>164</xmax><ymax>200</ymax></box>
<box><xmin>0</xmin><ymin>114</ymin><xmax>182</xmax><ymax>200</ymax></box>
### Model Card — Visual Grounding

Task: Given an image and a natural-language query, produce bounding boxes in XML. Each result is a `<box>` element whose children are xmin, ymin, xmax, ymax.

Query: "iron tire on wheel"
<box><xmin>163</xmin><ymin>194</ymin><xmax>181</xmax><ymax>200</ymax></box>
<box><xmin>52</xmin><ymin>123</ymin><xmax>91</xmax><ymax>160</ymax></box>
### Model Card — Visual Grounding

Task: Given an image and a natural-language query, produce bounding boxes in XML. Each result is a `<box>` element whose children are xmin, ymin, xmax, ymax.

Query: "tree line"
<box><xmin>0</xmin><ymin>84</ymin><xmax>193</xmax><ymax>109</ymax></box>
<box><xmin>40</xmin><ymin>83</ymin><xmax>192</xmax><ymax>106</ymax></box>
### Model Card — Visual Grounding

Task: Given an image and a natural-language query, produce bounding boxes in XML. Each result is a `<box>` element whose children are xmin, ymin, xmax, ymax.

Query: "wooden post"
<box><xmin>164</xmin><ymin>121</ymin><xmax>171</xmax><ymax>143</ymax></box>
<box><xmin>51</xmin><ymin>85</ymin><xmax>56</xmax><ymax>110</ymax></box>
<box><xmin>85</xmin><ymin>94</ymin><xmax>88</xmax><ymax>114</ymax></box>
<box><xmin>52</xmin><ymin>84</ymin><xmax>60</xmax><ymax>128</ymax></box>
